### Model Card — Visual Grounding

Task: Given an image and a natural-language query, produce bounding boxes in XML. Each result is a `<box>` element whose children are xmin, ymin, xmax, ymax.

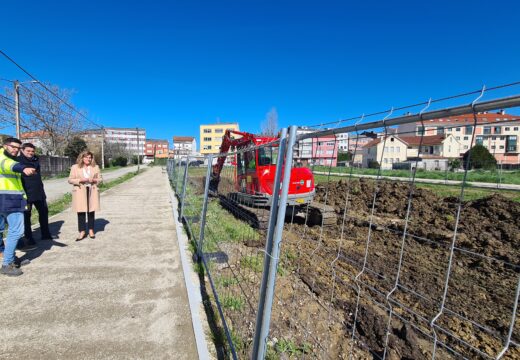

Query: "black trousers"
<box><xmin>77</xmin><ymin>187</ymin><xmax>95</xmax><ymax>232</ymax></box>
<box><xmin>24</xmin><ymin>199</ymin><xmax>52</xmax><ymax>241</ymax></box>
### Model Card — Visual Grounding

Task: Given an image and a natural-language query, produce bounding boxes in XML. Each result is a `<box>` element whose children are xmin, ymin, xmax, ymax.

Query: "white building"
<box><xmin>173</xmin><ymin>136</ymin><xmax>197</xmax><ymax>158</ymax></box>
<box><xmin>104</xmin><ymin>127</ymin><xmax>146</xmax><ymax>156</ymax></box>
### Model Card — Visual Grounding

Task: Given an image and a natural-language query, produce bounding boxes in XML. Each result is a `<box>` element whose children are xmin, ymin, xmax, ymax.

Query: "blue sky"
<box><xmin>1</xmin><ymin>0</ymin><xmax>519</xmax><ymax>146</ymax></box>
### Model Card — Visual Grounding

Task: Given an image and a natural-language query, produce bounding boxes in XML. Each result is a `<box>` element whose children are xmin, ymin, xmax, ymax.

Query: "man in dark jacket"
<box><xmin>18</xmin><ymin>143</ymin><xmax>52</xmax><ymax>246</ymax></box>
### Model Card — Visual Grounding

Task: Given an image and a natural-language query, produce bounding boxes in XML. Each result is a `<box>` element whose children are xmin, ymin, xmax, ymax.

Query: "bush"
<box><xmin>111</xmin><ymin>156</ymin><xmax>128</xmax><ymax>167</ymax></box>
<box><xmin>368</xmin><ymin>160</ymin><xmax>380</xmax><ymax>169</ymax></box>
<box><xmin>463</xmin><ymin>145</ymin><xmax>497</xmax><ymax>170</ymax></box>
<box><xmin>449</xmin><ymin>158</ymin><xmax>461</xmax><ymax>171</ymax></box>
<box><xmin>132</xmin><ymin>155</ymin><xmax>143</xmax><ymax>165</ymax></box>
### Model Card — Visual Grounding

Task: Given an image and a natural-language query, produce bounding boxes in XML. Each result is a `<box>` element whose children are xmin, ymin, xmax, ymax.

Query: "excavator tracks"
<box><xmin>218</xmin><ymin>193</ymin><xmax>337</xmax><ymax>230</ymax></box>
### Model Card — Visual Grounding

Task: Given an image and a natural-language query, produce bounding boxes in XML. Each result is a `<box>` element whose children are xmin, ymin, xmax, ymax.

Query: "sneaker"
<box><xmin>1</xmin><ymin>263</ymin><xmax>23</xmax><ymax>276</ymax></box>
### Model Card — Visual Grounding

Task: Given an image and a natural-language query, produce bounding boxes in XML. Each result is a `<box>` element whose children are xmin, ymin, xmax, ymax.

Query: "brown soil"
<box><xmin>200</xmin><ymin>177</ymin><xmax>520</xmax><ymax>359</ymax></box>
<box><xmin>275</xmin><ymin>178</ymin><xmax>520</xmax><ymax>359</ymax></box>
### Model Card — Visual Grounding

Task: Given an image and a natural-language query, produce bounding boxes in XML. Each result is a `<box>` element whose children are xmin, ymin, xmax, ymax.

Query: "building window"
<box><xmin>514</xmin><ymin>127</ymin><xmax>519</xmax><ymax>131</ymax></box>
<box><xmin>203</xmin><ymin>145</ymin><xmax>212</xmax><ymax>150</ymax></box>
<box><xmin>483</xmin><ymin>127</ymin><xmax>492</xmax><ymax>135</ymax></box>
<box><xmin>215</xmin><ymin>129</ymin><xmax>224</xmax><ymax>134</ymax></box>
<box><xmin>475</xmin><ymin>136</ymin><xmax>483</xmax><ymax>145</ymax></box>
<box><xmin>203</xmin><ymin>137</ymin><xmax>212</xmax><ymax>141</ymax></box>
<box><xmin>418</xmin><ymin>126</ymin><xmax>425</xmax><ymax>136</ymax></box>
<box><xmin>465</xmin><ymin>126</ymin><xmax>473</xmax><ymax>135</ymax></box>
<box><xmin>456</xmin><ymin>127</ymin><xmax>461</xmax><ymax>132</ymax></box>
<box><xmin>500</xmin><ymin>136</ymin><xmax>505</xmax><ymax>141</ymax></box>
<box><xmin>464</xmin><ymin>145</ymin><xmax>469</xmax><ymax>149</ymax></box>
<box><xmin>506</xmin><ymin>136</ymin><xmax>517</xmax><ymax>152</ymax></box>
<box><xmin>491</xmin><ymin>146</ymin><xmax>496</xmax><ymax>150</ymax></box>
<box><xmin>437</xmin><ymin>126</ymin><xmax>445</xmax><ymax>135</ymax></box>
<box><xmin>500</xmin><ymin>145</ymin><xmax>505</xmax><ymax>149</ymax></box>
<box><xmin>203</xmin><ymin>129</ymin><xmax>212</xmax><ymax>133</ymax></box>
<box><xmin>455</xmin><ymin>136</ymin><xmax>460</xmax><ymax>140</ymax></box>
<box><xmin>463</xmin><ymin>136</ymin><xmax>468</xmax><ymax>141</ymax></box>
<box><xmin>505</xmin><ymin>127</ymin><xmax>510</xmax><ymax>131</ymax></box>
<box><xmin>396</xmin><ymin>147</ymin><xmax>400</xmax><ymax>153</ymax></box>
<box><xmin>494</xmin><ymin>126</ymin><xmax>501</xmax><ymax>134</ymax></box>
<box><xmin>492</xmin><ymin>136</ymin><xmax>497</xmax><ymax>140</ymax></box>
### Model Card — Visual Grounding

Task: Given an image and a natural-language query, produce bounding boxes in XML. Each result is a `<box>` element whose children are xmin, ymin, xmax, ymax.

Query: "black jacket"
<box><xmin>18</xmin><ymin>154</ymin><xmax>46</xmax><ymax>202</ymax></box>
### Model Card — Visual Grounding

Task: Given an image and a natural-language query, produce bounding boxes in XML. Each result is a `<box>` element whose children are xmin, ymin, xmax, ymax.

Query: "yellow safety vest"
<box><xmin>0</xmin><ymin>149</ymin><xmax>27</xmax><ymax>212</ymax></box>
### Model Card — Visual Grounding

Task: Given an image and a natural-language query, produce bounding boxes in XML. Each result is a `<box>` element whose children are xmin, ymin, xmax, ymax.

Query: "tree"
<box><xmin>337</xmin><ymin>151</ymin><xmax>353</xmax><ymax>162</ymax></box>
<box><xmin>261</xmin><ymin>107</ymin><xmax>279</xmax><ymax>136</ymax></box>
<box><xmin>462</xmin><ymin>145</ymin><xmax>497</xmax><ymax>170</ymax></box>
<box><xmin>0</xmin><ymin>82</ymin><xmax>86</xmax><ymax>155</ymax></box>
<box><xmin>64</xmin><ymin>137</ymin><xmax>87</xmax><ymax>159</ymax></box>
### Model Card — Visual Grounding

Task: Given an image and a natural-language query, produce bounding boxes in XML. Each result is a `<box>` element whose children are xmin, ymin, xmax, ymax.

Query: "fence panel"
<box><xmin>196</xmin><ymin>140</ymin><xmax>286</xmax><ymax>359</ymax></box>
<box><xmin>266</xmin><ymin>114</ymin><xmax>520</xmax><ymax>359</ymax></box>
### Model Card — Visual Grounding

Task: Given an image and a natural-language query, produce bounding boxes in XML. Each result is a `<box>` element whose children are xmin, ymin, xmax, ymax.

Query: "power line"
<box><xmin>304</xmin><ymin>81</ymin><xmax>520</xmax><ymax>129</ymax></box>
<box><xmin>0</xmin><ymin>49</ymin><xmax>103</xmax><ymax>129</ymax></box>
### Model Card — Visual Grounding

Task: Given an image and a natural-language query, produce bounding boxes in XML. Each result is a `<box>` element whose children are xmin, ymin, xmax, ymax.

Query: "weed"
<box><xmin>221</xmin><ymin>295</ymin><xmax>244</xmax><ymax>311</ymax></box>
<box><xmin>240</xmin><ymin>254</ymin><xmax>263</xmax><ymax>272</ymax></box>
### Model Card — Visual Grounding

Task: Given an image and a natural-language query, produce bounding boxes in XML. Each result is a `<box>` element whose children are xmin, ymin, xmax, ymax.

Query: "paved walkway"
<box><xmin>0</xmin><ymin>167</ymin><xmax>198</xmax><ymax>359</ymax></box>
<box><xmin>44</xmin><ymin>165</ymin><xmax>142</xmax><ymax>202</ymax></box>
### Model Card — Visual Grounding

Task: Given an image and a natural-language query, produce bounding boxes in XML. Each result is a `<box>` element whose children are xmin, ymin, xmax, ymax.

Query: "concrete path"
<box><xmin>0</xmin><ymin>167</ymin><xmax>198</xmax><ymax>359</ymax></box>
<box><xmin>44</xmin><ymin>165</ymin><xmax>142</xmax><ymax>202</ymax></box>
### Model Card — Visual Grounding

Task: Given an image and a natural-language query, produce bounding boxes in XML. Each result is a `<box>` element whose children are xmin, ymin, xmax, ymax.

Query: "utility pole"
<box><xmin>13</xmin><ymin>80</ymin><xmax>20</xmax><ymax>139</ymax></box>
<box><xmin>101</xmin><ymin>126</ymin><xmax>105</xmax><ymax>169</ymax></box>
<box><xmin>136</xmin><ymin>126</ymin><xmax>140</xmax><ymax>173</ymax></box>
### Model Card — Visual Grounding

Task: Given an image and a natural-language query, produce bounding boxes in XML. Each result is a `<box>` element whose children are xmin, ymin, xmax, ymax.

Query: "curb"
<box><xmin>167</xmin><ymin>177</ymin><xmax>210</xmax><ymax>360</ymax></box>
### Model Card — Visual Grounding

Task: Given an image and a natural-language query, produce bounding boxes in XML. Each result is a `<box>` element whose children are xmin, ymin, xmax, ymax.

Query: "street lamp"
<box><xmin>13</xmin><ymin>79</ymin><xmax>38</xmax><ymax>139</ymax></box>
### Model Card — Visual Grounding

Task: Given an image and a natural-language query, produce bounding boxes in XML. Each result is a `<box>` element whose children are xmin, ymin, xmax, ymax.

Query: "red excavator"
<box><xmin>209</xmin><ymin>129</ymin><xmax>336</xmax><ymax>229</ymax></box>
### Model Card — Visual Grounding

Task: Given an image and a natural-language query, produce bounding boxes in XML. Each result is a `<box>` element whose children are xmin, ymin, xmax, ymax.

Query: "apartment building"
<box><xmin>104</xmin><ymin>127</ymin><xmax>146</xmax><ymax>156</ymax></box>
<box><xmin>199</xmin><ymin>123</ymin><xmax>239</xmax><ymax>154</ymax></box>
<box><xmin>397</xmin><ymin>111</ymin><xmax>520</xmax><ymax>164</ymax></box>
<box><xmin>144</xmin><ymin>139</ymin><xmax>169</xmax><ymax>160</ymax></box>
<box><xmin>294</xmin><ymin>127</ymin><xmax>338</xmax><ymax>166</ymax></box>
<box><xmin>172</xmin><ymin>136</ymin><xmax>197</xmax><ymax>158</ymax></box>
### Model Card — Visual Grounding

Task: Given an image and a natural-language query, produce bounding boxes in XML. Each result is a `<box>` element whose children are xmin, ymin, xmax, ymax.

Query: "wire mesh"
<box><xmin>267</xmin><ymin>110</ymin><xmax>520</xmax><ymax>359</ymax></box>
<box><xmin>169</xmin><ymin>94</ymin><xmax>520</xmax><ymax>360</ymax></box>
<box><xmin>193</xmin><ymin>141</ymin><xmax>283</xmax><ymax>358</ymax></box>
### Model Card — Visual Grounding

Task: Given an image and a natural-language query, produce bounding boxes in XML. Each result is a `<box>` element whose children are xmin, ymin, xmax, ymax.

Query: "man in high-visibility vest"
<box><xmin>0</xmin><ymin>137</ymin><xmax>36</xmax><ymax>277</ymax></box>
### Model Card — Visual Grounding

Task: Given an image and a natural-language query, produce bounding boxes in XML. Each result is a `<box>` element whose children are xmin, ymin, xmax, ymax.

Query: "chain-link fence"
<box><xmin>168</xmin><ymin>93</ymin><xmax>520</xmax><ymax>359</ymax></box>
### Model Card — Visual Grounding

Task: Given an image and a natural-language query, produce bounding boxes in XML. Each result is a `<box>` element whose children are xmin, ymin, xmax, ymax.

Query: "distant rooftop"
<box><xmin>173</xmin><ymin>136</ymin><xmax>195</xmax><ymax>142</ymax></box>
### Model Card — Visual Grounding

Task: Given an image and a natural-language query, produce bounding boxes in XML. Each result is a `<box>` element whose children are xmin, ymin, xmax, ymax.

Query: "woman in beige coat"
<box><xmin>68</xmin><ymin>150</ymin><xmax>102</xmax><ymax>241</ymax></box>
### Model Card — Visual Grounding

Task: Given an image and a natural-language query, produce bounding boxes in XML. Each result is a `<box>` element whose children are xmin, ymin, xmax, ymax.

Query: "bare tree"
<box><xmin>261</xmin><ymin>107</ymin><xmax>279</xmax><ymax>136</ymax></box>
<box><xmin>0</xmin><ymin>82</ymin><xmax>86</xmax><ymax>155</ymax></box>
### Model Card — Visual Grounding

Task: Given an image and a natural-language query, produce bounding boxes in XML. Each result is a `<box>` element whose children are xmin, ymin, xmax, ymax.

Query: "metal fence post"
<box><xmin>179</xmin><ymin>157</ymin><xmax>190</xmax><ymax>222</ymax></box>
<box><xmin>253</xmin><ymin>125</ymin><xmax>297</xmax><ymax>360</ymax></box>
<box><xmin>251</xmin><ymin>128</ymin><xmax>288</xmax><ymax>358</ymax></box>
<box><xmin>198</xmin><ymin>155</ymin><xmax>213</xmax><ymax>258</ymax></box>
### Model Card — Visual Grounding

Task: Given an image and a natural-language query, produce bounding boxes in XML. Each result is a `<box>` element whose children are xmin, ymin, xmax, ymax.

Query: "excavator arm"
<box><xmin>209</xmin><ymin>129</ymin><xmax>257</xmax><ymax>193</ymax></box>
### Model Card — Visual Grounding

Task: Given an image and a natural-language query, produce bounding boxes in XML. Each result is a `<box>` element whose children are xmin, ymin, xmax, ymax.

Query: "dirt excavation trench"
<box><xmin>269</xmin><ymin>178</ymin><xmax>520</xmax><ymax>359</ymax></box>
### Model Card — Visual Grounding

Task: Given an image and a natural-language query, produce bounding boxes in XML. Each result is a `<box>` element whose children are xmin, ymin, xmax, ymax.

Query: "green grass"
<box><xmin>240</xmin><ymin>254</ymin><xmax>264</xmax><ymax>272</ymax></box>
<box><xmin>266</xmin><ymin>339</ymin><xmax>312</xmax><ymax>359</ymax></box>
<box><xmin>313</xmin><ymin>165</ymin><xmax>520</xmax><ymax>185</ymax></box>
<box><xmin>220</xmin><ymin>295</ymin><xmax>245</xmax><ymax>311</ymax></box>
<box><xmin>416</xmin><ymin>183</ymin><xmax>520</xmax><ymax>202</ymax></box>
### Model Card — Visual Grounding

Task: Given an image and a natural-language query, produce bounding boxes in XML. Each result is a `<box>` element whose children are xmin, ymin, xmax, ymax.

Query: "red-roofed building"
<box><xmin>397</xmin><ymin>111</ymin><xmax>520</xmax><ymax>164</ymax></box>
